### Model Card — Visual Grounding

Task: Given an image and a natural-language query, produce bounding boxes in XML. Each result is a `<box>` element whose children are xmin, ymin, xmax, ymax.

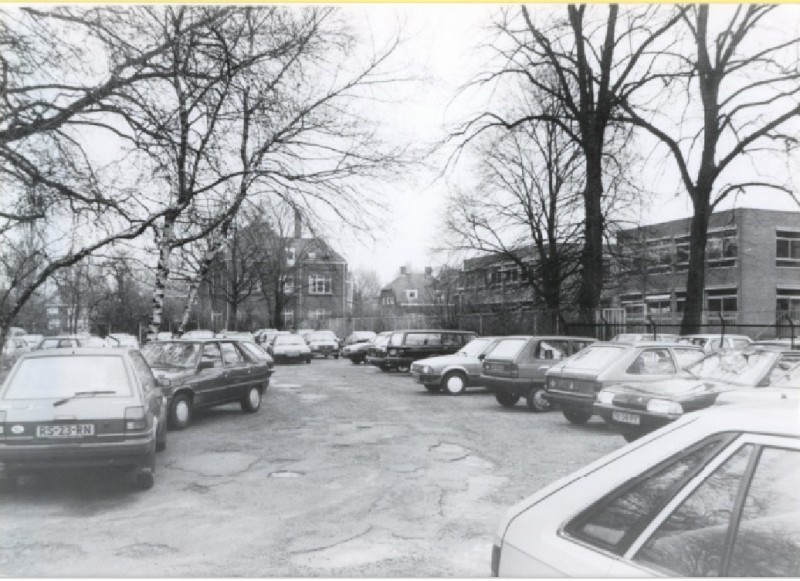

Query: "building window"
<box><xmin>776</xmin><ymin>230</ymin><xmax>800</xmax><ymax>267</ymax></box>
<box><xmin>287</xmin><ymin>247</ymin><xmax>296</xmax><ymax>267</ymax></box>
<box><xmin>777</xmin><ymin>288</ymin><xmax>800</xmax><ymax>320</ymax></box>
<box><xmin>706</xmin><ymin>228</ymin><xmax>737</xmax><ymax>268</ymax></box>
<box><xmin>406</xmin><ymin>289</ymin><xmax>418</xmax><ymax>300</ymax></box>
<box><xmin>706</xmin><ymin>288</ymin><xmax>738</xmax><ymax>319</ymax></box>
<box><xmin>382</xmin><ymin>295</ymin><xmax>395</xmax><ymax>305</ymax></box>
<box><xmin>674</xmin><ymin>237</ymin><xmax>690</xmax><ymax>272</ymax></box>
<box><xmin>308</xmin><ymin>274</ymin><xmax>332</xmax><ymax>294</ymax></box>
<box><xmin>309</xmin><ymin>309</ymin><xmax>330</xmax><ymax>321</ymax></box>
<box><xmin>645</xmin><ymin>239</ymin><xmax>673</xmax><ymax>273</ymax></box>
<box><xmin>282</xmin><ymin>309</ymin><xmax>294</xmax><ymax>327</ymax></box>
<box><xmin>282</xmin><ymin>275</ymin><xmax>294</xmax><ymax>294</ymax></box>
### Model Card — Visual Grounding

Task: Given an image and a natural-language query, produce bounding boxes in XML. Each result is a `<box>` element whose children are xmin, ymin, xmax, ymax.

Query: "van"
<box><xmin>481</xmin><ymin>335</ymin><xmax>596</xmax><ymax>411</ymax></box>
<box><xmin>382</xmin><ymin>329</ymin><xmax>478</xmax><ymax>372</ymax></box>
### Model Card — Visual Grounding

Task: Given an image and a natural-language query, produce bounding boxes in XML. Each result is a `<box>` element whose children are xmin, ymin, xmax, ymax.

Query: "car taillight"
<box><xmin>508</xmin><ymin>364</ymin><xmax>518</xmax><ymax>378</ymax></box>
<box><xmin>125</xmin><ymin>406</ymin><xmax>147</xmax><ymax>431</ymax></box>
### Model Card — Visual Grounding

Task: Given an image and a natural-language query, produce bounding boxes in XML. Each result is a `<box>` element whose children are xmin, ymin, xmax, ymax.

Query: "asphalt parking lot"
<box><xmin>0</xmin><ymin>358</ymin><xmax>623</xmax><ymax>577</ymax></box>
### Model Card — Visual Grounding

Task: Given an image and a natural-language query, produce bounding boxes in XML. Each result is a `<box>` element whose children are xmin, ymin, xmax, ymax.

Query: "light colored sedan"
<box><xmin>270</xmin><ymin>334</ymin><xmax>312</xmax><ymax>364</ymax></box>
<box><xmin>410</xmin><ymin>336</ymin><xmax>501</xmax><ymax>395</ymax></box>
<box><xmin>493</xmin><ymin>400</ymin><xmax>800</xmax><ymax>577</ymax></box>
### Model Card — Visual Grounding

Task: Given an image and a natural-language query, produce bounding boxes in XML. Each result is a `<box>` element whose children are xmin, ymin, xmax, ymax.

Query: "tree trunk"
<box><xmin>148</xmin><ymin>219</ymin><xmax>176</xmax><ymax>339</ymax></box>
<box><xmin>577</xmin><ymin>153</ymin><xmax>605</xmax><ymax>314</ymax></box>
<box><xmin>680</xmin><ymin>196</ymin><xmax>711</xmax><ymax>334</ymax></box>
<box><xmin>177</xmin><ymin>281</ymin><xmax>200</xmax><ymax>335</ymax></box>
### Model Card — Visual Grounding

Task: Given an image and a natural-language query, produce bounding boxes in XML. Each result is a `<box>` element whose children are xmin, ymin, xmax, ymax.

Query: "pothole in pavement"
<box><xmin>269</xmin><ymin>470</ymin><xmax>304</xmax><ymax>478</ymax></box>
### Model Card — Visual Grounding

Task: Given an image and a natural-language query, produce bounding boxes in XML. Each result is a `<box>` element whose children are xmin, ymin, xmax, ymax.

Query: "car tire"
<box><xmin>168</xmin><ymin>393</ymin><xmax>192</xmax><ymax>430</ymax></box>
<box><xmin>562</xmin><ymin>407</ymin><xmax>592</xmax><ymax>425</ymax></box>
<box><xmin>396</xmin><ymin>363</ymin><xmax>410</xmax><ymax>373</ymax></box>
<box><xmin>241</xmin><ymin>386</ymin><xmax>262</xmax><ymax>413</ymax></box>
<box><xmin>424</xmin><ymin>384</ymin><xmax>441</xmax><ymax>393</ymax></box>
<box><xmin>495</xmin><ymin>391</ymin><xmax>520</xmax><ymax>407</ymax></box>
<box><xmin>135</xmin><ymin>470</ymin><xmax>154</xmax><ymax>491</ymax></box>
<box><xmin>525</xmin><ymin>386</ymin><xmax>551</xmax><ymax>412</ymax></box>
<box><xmin>334</xmin><ymin>354</ymin><xmax>339</xmax><ymax>359</ymax></box>
<box><xmin>442</xmin><ymin>371</ymin><xmax>467</xmax><ymax>395</ymax></box>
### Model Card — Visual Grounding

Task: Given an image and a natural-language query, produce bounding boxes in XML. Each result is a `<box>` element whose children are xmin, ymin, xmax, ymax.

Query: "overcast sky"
<box><xmin>323</xmin><ymin>4</ymin><xmax>800</xmax><ymax>286</ymax></box>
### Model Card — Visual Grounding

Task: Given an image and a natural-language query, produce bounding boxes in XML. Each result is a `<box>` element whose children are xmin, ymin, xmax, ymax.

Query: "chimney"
<box><xmin>294</xmin><ymin>209</ymin><xmax>302</xmax><ymax>239</ymax></box>
<box><xmin>424</xmin><ymin>266</ymin><xmax>432</xmax><ymax>276</ymax></box>
<box><xmin>399</xmin><ymin>266</ymin><xmax>407</xmax><ymax>275</ymax></box>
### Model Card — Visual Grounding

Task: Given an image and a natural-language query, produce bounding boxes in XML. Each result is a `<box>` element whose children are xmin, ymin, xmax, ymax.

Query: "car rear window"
<box><xmin>566</xmin><ymin>344</ymin><xmax>628</xmax><ymax>371</ymax></box>
<box><xmin>486</xmin><ymin>338</ymin><xmax>528</xmax><ymax>360</ymax></box>
<box><xmin>3</xmin><ymin>355</ymin><xmax>132</xmax><ymax>399</ymax></box>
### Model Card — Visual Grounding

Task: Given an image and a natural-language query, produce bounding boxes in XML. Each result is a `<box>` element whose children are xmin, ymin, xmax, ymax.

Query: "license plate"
<box><xmin>612</xmin><ymin>411</ymin><xmax>641</xmax><ymax>425</ymax></box>
<box><xmin>286</xmin><ymin>352</ymin><xmax>299</xmax><ymax>357</ymax></box>
<box><xmin>36</xmin><ymin>424</ymin><xmax>95</xmax><ymax>438</ymax></box>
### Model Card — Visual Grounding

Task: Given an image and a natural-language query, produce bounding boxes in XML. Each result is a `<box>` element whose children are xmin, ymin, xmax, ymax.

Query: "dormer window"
<box><xmin>406</xmin><ymin>289</ymin><xmax>418</xmax><ymax>300</ymax></box>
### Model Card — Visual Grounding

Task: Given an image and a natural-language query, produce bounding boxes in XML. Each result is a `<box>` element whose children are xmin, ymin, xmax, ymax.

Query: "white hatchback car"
<box><xmin>492</xmin><ymin>400</ymin><xmax>800</xmax><ymax>577</ymax></box>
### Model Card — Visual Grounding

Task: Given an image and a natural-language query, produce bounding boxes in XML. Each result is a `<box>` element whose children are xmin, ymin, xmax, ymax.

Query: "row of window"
<box><xmin>622</xmin><ymin>287</ymin><xmax>800</xmax><ymax>319</ymax></box>
<box><xmin>636</xmin><ymin>229</ymin><xmax>738</xmax><ymax>274</ymax></box>
<box><xmin>281</xmin><ymin>275</ymin><xmax>334</xmax><ymax>295</ymax></box>
<box><xmin>776</xmin><ymin>230</ymin><xmax>800</xmax><ymax>267</ymax></box>
<box><xmin>280</xmin><ymin>308</ymin><xmax>332</xmax><ymax>326</ymax></box>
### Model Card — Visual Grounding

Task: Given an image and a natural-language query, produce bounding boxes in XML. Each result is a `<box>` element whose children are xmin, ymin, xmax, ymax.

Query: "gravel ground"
<box><xmin>0</xmin><ymin>358</ymin><xmax>623</xmax><ymax>577</ymax></box>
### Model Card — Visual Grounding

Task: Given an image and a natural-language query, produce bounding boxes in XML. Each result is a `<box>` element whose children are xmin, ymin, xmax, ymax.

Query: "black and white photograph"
<box><xmin>1</xmin><ymin>2</ymin><xmax>799</xmax><ymax>577</ymax></box>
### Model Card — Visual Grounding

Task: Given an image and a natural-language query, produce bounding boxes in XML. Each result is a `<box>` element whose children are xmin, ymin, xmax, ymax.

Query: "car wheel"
<box><xmin>379</xmin><ymin>365</ymin><xmax>390</xmax><ymax>372</ymax></box>
<box><xmin>525</xmin><ymin>386</ymin><xmax>551</xmax><ymax>412</ymax></box>
<box><xmin>333</xmin><ymin>354</ymin><xmax>339</xmax><ymax>359</ymax></box>
<box><xmin>241</xmin><ymin>386</ymin><xmax>262</xmax><ymax>413</ymax></box>
<box><xmin>168</xmin><ymin>393</ymin><xmax>192</xmax><ymax>430</ymax></box>
<box><xmin>305</xmin><ymin>357</ymin><xmax>311</xmax><ymax>364</ymax></box>
<box><xmin>135</xmin><ymin>470</ymin><xmax>154</xmax><ymax>491</ymax></box>
<box><xmin>442</xmin><ymin>371</ymin><xmax>467</xmax><ymax>395</ymax></box>
<box><xmin>562</xmin><ymin>407</ymin><xmax>592</xmax><ymax>425</ymax></box>
<box><xmin>396</xmin><ymin>363</ymin><xmax>410</xmax><ymax>373</ymax></box>
<box><xmin>424</xmin><ymin>384</ymin><xmax>441</xmax><ymax>393</ymax></box>
<box><xmin>495</xmin><ymin>391</ymin><xmax>520</xmax><ymax>407</ymax></box>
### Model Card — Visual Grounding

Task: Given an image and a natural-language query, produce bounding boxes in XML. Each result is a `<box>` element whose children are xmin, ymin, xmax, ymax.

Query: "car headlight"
<box><xmin>646</xmin><ymin>399</ymin><xmax>683</xmax><ymax>415</ymax></box>
<box><xmin>597</xmin><ymin>391</ymin><xmax>615</xmax><ymax>405</ymax></box>
<box><xmin>388</xmin><ymin>349</ymin><xmax>397</xmax><ymax>356</ymax></box>
<box><xmin>422</xmin><ymin>365</ymin><xmax>434</xmax><ymax>374</ymax></box>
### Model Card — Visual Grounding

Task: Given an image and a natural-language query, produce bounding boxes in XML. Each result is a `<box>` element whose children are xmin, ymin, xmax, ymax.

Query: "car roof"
<box><xmin>495</xmin><ymin>335</ymin><xmax>596</xmax><ymax>341</ymax></box>
<box><xmin>602</xmin><ymin>340</ymin><xmax>699</xmax><ymax>348</ymax></box>
<box><xmin>690</xmin><ymin>399</ymin><xmax>800</xmax><ymax>437</ymax></box>
<box><xmin>391</xmin><ymin>329</ymin><xmax>478</xmax><ymax>334</ymax></box>
<box><xmin>19</xmin><ymin>347</ymin><xmax>136</xmax><ymax>359</ymax></box>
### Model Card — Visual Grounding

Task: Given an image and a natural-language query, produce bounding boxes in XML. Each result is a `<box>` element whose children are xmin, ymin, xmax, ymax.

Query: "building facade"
<box><xmin>378</xmin><ymin>266</ymin><xmax>445</xmax><ymax>315</ymax></box>
<box><xmin>614</xmin><ymin>208</ymin><xmax>800</xmax><ymax>327</ymax></box>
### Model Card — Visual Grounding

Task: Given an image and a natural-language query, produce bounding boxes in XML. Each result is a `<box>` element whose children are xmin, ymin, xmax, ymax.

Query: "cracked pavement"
<box><xmin>0</xmin><ymin>358</ymin><xmax>623</xmax><ymax>576</ymax></box>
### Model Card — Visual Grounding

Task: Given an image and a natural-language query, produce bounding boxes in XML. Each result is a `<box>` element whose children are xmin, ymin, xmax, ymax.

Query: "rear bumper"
<box><xmin>383</xmin><ymin>356</ymin><xmax>412</xmax><ymax>369</ymax></box>
<box><xmin>0</xmin><ymin>437</ymin><xmax>155</xmax><ymax>473</ymax></box>
<box><xmin>543</xmin><ymin>389</ymin><xmax>595</xmax><ymax>410</ymax></box>
<box><xmin>481</xmin><ymin>375</ymin><xmax>531</xmax><ymax>396</ymax></box>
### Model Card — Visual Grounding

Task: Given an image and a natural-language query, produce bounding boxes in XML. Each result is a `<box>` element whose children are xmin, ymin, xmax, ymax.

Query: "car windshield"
<box><xmin>141</xmin><ymin>342</ymin><xmax>200</xmax><ymax>368</ymax></box>
<box><xmin>486</xmin><ymin>338</ymin><xmax>528</xmax><ymax>359</ymax></box>
<box><xmin>770</xmin><ymin>360</ymin><xmax>800</xmax><ymax>387</ymax></box>
<box><xmin>459</xmin><ymin>338</ymin><xmax>493</xmax><ymax>358</ymax></box>
<box><xmin>684</xmin><ymin>349</ymin><xmax>779</xmax><ymax>386</ymax></box>
<box><xmin>3</xmin><ymin>356</ymin><xmax>131</xmax><ymax>399</ymax></box>
<box><xmin>374</xmin><ymin>335</ymin><xmax>390</xmax><ymax>347</ymax></box>
<box><xmin>275</xmin><ymin>335</ymin><xmax>306</xmax><ymax>346</ymax></box>
<box><xmin>565</xmin><ymin>344</ymin><xmax>628</xmax><ymax>371</ymax></box>
<box><xmin>308</xmin><ymin>332</ymin><xmax>336</xmax><ymax>341</ymax></box>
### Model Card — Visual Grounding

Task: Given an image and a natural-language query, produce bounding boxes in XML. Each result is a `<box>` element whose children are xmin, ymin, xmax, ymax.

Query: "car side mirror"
<box><xmin>156</xmin><ymin>377</ymin><xmax>172</xmax><ymax>389</ymax></box>
<box><xmin>198</xmin><ymin>360</ymin><xmax>215</xmax><ymax>371</ymax></box>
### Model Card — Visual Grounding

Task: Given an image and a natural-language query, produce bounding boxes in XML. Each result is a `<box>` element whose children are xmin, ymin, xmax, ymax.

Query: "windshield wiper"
<box><xmin>53</xmin><ymin>390</ymin><xmax>117</xmax><ymax>407</ymax></box>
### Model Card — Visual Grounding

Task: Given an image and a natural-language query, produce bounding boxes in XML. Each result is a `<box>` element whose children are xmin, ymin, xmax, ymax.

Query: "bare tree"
<box><xmin>616</xmin><ymin>5</ymin><xmax>800</xmax><ymax>333</ymax></box>
<box><xmin>351</xmin><ymin>268</ymin><xmax>382</xmax><ymax>317</ymax></box>
<box><xmin>453</xmin><ymin>5</ymin><xmax>684</xmax><ymax>312</ymax></box>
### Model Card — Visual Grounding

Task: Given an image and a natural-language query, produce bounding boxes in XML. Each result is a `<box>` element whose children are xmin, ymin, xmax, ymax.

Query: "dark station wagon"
<box><xmin>481</xmin><ymin>336</ymin><xmax>596</xmax><ymax>411</ymax></box>
<box><xmin>142</xmin><ymin>339</ymin><xmax>273</xmax><ymax>430</ymax></box>
<box><xmin>382</xmin><ymin>329</ymin><xmax>478</xmax><ymax>372</ymax></box>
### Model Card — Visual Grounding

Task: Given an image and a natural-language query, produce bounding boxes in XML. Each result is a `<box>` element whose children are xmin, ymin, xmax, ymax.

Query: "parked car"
<box><xmin>365</xmin><ymin>332</ymin><xmax>393</xmax><ymax>368</ymax></box>
<box><xmin>544</xmin><ymin>341</ymin><xmax>705</xmax><ymax>425</ymax></box>
<box><xmin>340</xmin><ymin>331</ymin><xmax>378</xmax><ymax>364</ymax></box>
<box><xmin>20</xmin><ymin>334</ymin><xmax>43</xmax><ymax>349</ymax></box>
<box><xmin>594</xmin><ymin>347</ymin><xmax>800</xmax><ymax>441</ymax></box>
<box><xmin>305</xmin><ymin>330</ymin><xmax>340</xmax><ymax>359</ymax></box>
<box><xmin>676</xmin><ymin>333</ymin><xmax>752</xmax><ymax>352</ymax></box>
<box><xmin>155</xmin><ymin>332</ymin><xmax>173</xmax><ymax>341</ymax></box>
<box><xmin>492</xmin><ymin>400</ymin><xmax>800</xmax><ymax>577</ymax></box>
<box><xmin>0</xmin><ymin>348</ymin><xmax>167</xmax><ymax>491</ymax></box>
<box><xmin>141</xmin><ymin>338</ymin><xmax>272</xmax><ymax>430</ymax></box>
<box><xmin>35</xmin><ymin>335</ymin><xmax>83</xmax><ymax>350</ymax></box>
<box><xmin>2</xmin><ymin>337</ymin><xmax>31</xmax><ymax>370</ymax></box>
<box><xmin>269</xmin><ymin>334</ymin><xmax>312</xmax><ymax>364</ymax></box>
<box><xmin>262</xmin><ymin>330</ymin><xmax>289</xmax><ymax>348</ymax></box>
<box><xmin>217</xmin><ymin>331</ymin><xmax>256</xmax><ymax>343</ymax></box>
<box><xmin>79</xmin><ymin>335</ymin><xmax>107</xmax><ymax>348</ymax></box>
<box><xmin>410</xmin><ymin>336</ymin><xmax>502</xmax><ymax>395</ymax></box>
<box><xmin>181</xmin><ymin>329</ymin><xmax>215</xmax><ymax>339</ymax></box>
<box><xmin>381</xmin><ymin>329</ymin><xmax>478</xmax><ymax>373</ymax></box>
<box><xmin>611</xmin><ymin>333</ymin><xmax>679</xmax><ymax>344</ymax></box>
<box><xmin>481</xmin><ymin>336</ymin><xmax>596</xmax><ymax>411</ymax></box>
<box><xmin>751</xmin><ymin>338</ymin><xmax>800</xmax><ymax>350</ymax></box>
<box><xmin>8</xmin><ymin>326</ymin><xmax>26</xmax><ymax>338</ymax></box>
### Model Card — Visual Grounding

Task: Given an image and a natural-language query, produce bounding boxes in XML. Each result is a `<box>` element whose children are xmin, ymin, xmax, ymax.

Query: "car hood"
<box><xmin>605</xmin><ymin>376</ymin><xmax>745</xmax><ymax>400</ymax></box>
<box><xmin>273</xmin><ymin>344</ymin><xmax>309</xmax><ymax>352</ymax></box>
<box><xmin>413</xmin><ymin>353</ymin><xmax>472</xmax><ymax>367</ymax></box>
